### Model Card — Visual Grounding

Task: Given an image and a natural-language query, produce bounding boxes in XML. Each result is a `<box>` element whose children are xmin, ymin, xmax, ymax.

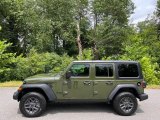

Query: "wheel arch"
<box><xmin>108</xmin><ymin>84</ymin><xmax>140</xmax><ymax>102</ymax></box>
<box><xmin>18</xmin><ymin>84</ymin><xmax>57</xmax><ymax>102</ymax></box>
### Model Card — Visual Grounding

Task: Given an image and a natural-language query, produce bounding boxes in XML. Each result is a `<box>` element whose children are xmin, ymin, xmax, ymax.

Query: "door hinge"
<box><xmin>63</xmin><ymin>91</ymin><xmax>68</xmax><ymax>95</ymax></box>
<box><xmin>63</xmin><ymin>81</ymin><xmax>68</xmax><ymax>85</ymax></box>
<box><xmin>105</xmin><ymin>81</ymin><xmax>113</xmax><ymax>85</ymax></box>
<box><xmin>93</xmin><ymin>91</ymin><xmax>98</xmax><ymax>95</ymax></box>
<box><xmin>94</xmin><ymin>81</ymin><xmax>98</xmax><ymax>85</ymax></box>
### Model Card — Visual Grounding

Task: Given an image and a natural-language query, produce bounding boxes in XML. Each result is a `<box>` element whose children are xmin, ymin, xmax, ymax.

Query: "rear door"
<box><xmin>93</xmin><ymin>63</ymin><xmax>117</xmax><ymax>100</ymax></box>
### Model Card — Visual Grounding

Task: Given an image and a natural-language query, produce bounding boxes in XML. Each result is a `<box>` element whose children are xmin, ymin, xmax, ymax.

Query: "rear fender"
<box><xmin>108</xmin><ymin>84</ymin><xmax>140</xmax><ymax>102</ymax></box>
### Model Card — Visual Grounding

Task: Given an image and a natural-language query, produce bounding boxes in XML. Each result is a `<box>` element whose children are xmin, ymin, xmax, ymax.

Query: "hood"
<box><xmin>24</xmin><ymin>73</ymin><xmax>61</xmax><ymax>84</ymax></box>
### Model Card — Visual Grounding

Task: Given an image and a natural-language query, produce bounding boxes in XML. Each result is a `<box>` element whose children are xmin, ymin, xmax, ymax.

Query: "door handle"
<box><xmin>83</xmin><ymin>81</ymin><xmax>91</xmax><ymax>85</ymax></box>
<box><xmin>105</xmin><ymin>81</ymin><xmax>113</xmax><ymax>85</ymax></box>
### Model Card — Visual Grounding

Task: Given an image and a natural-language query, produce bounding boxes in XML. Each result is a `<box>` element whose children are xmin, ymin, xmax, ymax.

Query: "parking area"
<box><xmin>0</xmin><ymin>88</ymin><xmax>159</xmax><ymax>120</ymax></box>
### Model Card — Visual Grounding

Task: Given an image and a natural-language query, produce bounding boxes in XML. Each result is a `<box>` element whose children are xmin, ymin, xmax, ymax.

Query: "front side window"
<box><xmin>70</xmin><ymin>64</ymin><xmax>90</xmax><ymax>77</ymax></box>
<box><xmin>118</xmin><ymin>63</ymin><xmax>139</xmax><ymax>77</ymax></box>
<box><xmin>96</xmin><ymin>64</ymin><xmax>113</xmax><ymax>77</ymax></box>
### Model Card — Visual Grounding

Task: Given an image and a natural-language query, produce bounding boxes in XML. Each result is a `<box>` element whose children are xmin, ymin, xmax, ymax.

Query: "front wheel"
<box><xmin>113</xmin><ymin>92</ymin><xmax>137</xmax><ymax>116</ymax></box>
<box><xmin>19</xmin><ymin>92</ymin><xmax>46</xmax><ymax>117</ymax></box>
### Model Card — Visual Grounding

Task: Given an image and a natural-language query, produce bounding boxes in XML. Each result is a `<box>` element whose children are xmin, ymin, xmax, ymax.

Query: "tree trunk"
<box><xmin>93</xmin><ymin>42</ymin><xmax>99</xmax><ymax>60</ymax></box>
<box><xmin>93</xmin><ymin>13</ymin><xmax>99</xmax><ymax>60</ymax></box>
<box><xmin>76</xmin><ymin>21</ymin><xmax>83</xmax><ymax>59</ymax></box>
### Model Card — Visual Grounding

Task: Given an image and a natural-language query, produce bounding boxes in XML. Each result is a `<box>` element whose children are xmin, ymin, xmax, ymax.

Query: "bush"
<box><xmin>9</xmin><ymin>49</ymin><xmax>73</xmax><ymax>80</ymax></box>
<box><xmin>0</xmin><ymin>41</ymin><xmax>15</xmax><ymax>82</ymax></box>
<box><xmin>1</xmin><ymin>40</ymin><xmax>159</xmax><ymax>85</ymax></box>
<box><xmin>52</xmin><ymin>54</ymin><xmax>74</xmax><ymax>73</ymax></box>
<box><xmin>77</xmin><ymin>49</ymin><xmax>93</xmax><ymax>60</ymax></box>
<box><xmin>140</xmin><ymin>57</ymin><xmax>159</xmax><ymax>84</ymax></box>
<box><xmin>103</xmin><ymin>55</ymin><xmax>159</xmax><ymax>85</ymax></box>
<box><xmin>0</xmin><ymin>41</ymin><xmax>73</xmax><ymax>82</ymax></box>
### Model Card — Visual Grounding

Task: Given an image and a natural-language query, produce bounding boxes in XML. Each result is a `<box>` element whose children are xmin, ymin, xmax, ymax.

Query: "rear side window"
<box><xmin>118</xmin><ymin>63</ymin><xmax>139</xmax><ymax>77</ymax></box>
<box><xmin>96</xmin><ymin>64</ymin><xmax>113</xmax><ymax>77</ymax></box>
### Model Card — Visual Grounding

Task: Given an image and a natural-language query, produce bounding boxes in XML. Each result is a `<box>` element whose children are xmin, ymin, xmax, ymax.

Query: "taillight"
<box><xmin>141</xmin><ymin>80</ymin><xmax>147</xmax><ymax>88</ymax></box>
<box><xmin>137</xmin><ymin>80</ymin><xmax>147</xmax><ymax>88</ymax></box>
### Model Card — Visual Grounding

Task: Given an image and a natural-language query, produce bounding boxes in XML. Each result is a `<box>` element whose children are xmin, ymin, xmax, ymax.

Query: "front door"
<box><xmin>62</xmin><ymin>63</ymin><xmax>93</xmax><ymax>99</ymax></box>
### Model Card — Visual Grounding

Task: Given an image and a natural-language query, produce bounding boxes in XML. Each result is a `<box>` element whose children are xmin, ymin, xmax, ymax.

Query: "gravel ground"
<box><xmin>0</xmin><ymin>88</ymin><xmax>159</xmax><ymax>120</ymax></box>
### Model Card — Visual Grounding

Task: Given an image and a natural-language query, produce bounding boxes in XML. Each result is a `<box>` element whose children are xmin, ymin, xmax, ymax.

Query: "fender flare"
<box><xmin>108</xmin><ymin>84</ymin><xmax>140</xmax><ymax>101</ymax></box>
<box><xmin>21</xmin><ymin>84</ymin><xmax>57</xmax><ymax>102</ymax></box>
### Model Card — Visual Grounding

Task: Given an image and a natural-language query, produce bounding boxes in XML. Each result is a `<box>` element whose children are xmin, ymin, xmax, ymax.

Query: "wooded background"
<box><xmin>0</xmin><ymin>0</ymin><xmax>160</xmax><ymax>85</ymax></box>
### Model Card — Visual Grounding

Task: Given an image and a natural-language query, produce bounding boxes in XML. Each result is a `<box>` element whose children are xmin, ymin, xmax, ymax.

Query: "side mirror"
<box><xmin>66</xmin><ymin>71</ymin><xmax>72</xmax><ymax>79</ymax></box>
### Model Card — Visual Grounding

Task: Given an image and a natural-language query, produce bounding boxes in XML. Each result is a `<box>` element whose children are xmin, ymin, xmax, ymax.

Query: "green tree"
<box><xmin>0</xmin><ymin>40</ymin><xmax>15</xmax><ymax>82</ymax></box>
<box><xmin>88</xmin><ymin>0</ymin><xmax>134</xmax><ymax>59</ymax></box>
<box><xmin>73</xmin><ymin>0</ymin><xmax>89</xmax><ymax>59</ymax></box>
<box><xmin>137</xmin><ymin>19</ymin><xmax>160</xmax><ymax>64</ymax></box>
<box><xmin>0</xmin><ymin>0</ymin><xmax>51</xmax><ymax>55</ymax></box>
<box><xmin>116</xmin><ymin>19</ymin><xmax>160</xmax><ymax>84</ymax></box>
<box><xmin>157</xmin><ymin>0</ymin><xmax>160</xmax><ymax>40</ymax></box>
<box><xmin>38</xmin><ymin>0</ymin><xmax>75</xmax><ymax>55</ymax></box>
<box><xmin>0</xmin><ymin>0</ymin><xmax>22</xmax><ymax>54</ymax></box>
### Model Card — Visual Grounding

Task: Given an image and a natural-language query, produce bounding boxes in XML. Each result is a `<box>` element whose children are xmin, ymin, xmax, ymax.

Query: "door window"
<box><xmin>95</xmin><ymin>64</ymin><xmax>113</xmax><ymax>77</ymax></box>
<box><xmin>70</xmin><ymin>64</ymin><xmax>90</xmax><ymax>77</ymax></box>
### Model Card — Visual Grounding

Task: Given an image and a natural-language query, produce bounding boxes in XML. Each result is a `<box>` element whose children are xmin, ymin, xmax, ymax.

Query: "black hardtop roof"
<box><xmin>73</xmin><ymin>60</ymin><xmax>138</xmax><ymax>63</ymax></box>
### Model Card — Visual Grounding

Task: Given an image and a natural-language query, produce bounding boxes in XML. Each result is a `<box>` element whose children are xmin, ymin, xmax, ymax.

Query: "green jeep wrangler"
<box><xmin>13</xmin><ymin>60</ymin><xmax>148</xmax><ymax>117</ymax></box>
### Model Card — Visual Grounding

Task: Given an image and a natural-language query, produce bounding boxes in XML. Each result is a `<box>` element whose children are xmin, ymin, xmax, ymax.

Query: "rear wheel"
<box><xmin>113</xmin><ymin>92</ymin><xmax>137</xmax><ymax>116</ymax></box>
<box><xmin>19</xmin><ymin>92</ymin><xmax>46</xmax><ymax>117</ymax></box>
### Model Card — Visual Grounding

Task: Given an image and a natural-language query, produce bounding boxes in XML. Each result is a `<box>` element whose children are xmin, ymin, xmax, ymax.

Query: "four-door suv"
<box><xmin>13</xmin><ymin>60</ymin><xmax>148</xmax><ymax>117</ymax></box>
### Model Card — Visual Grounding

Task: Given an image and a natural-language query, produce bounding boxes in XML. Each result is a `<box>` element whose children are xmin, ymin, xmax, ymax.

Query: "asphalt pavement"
<box><xmin>0</xmin><ymin>88</ymin><xmax>159</xmax><ymax>120</ymax></box>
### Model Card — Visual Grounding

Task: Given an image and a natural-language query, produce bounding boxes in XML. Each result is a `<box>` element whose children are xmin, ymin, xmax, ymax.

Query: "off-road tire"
<box><xmin>113</xmin><ymin>92</ymin><xmax>137</xmax><ymax>116</ymax></box>
<box><xmin>19</xmin><ymin>92</ymin><xmax>46</xmax><ymax>117</ymax></box>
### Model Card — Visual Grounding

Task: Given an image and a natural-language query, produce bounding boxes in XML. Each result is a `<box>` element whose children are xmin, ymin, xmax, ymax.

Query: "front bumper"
<box><xmin>13</xmin><ymin>91</ymin><xmax>20</xmax><ymax>100</ymax></box>
<box><xmin>139</xmin><ymin>93</ymin><xmax>148</xmax><ymax>101</ymax></box>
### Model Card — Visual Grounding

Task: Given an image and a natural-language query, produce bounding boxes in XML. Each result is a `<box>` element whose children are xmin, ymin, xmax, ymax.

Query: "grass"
<box><xmin>0</xmin><ymin>81</ymin><xmax>22</xmax><ymax>87</ymax></box>
<box><xmin>0</xmin><ymin>80</ymin><xmax>160</xmax><ymax>89</ymax></box>
<box><xmin>147</xmin><ymin>84</ymin><xmax>160</xmax><ymax>89</ymax></box>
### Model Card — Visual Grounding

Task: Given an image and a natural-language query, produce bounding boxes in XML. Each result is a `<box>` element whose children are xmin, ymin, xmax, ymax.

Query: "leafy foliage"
<box><xmin>11</xmin><ymin>49</ymin><xmax>73</xmax><ymax>80</ymax></box>
<box><xmin>0</xmin><ymin>0</ymin><xmax>160</xmax><ymax>85</ymax></box>
<box><xmin>0</xmin><ymin>40</ymin><xmax>15</xmax><ymax>82</ymax></box>
<box><xmin>0</xmin><ymin>41</ymin><xmax>73</xmax><ymax>82</ymax></box>
<box><xmin>105</xmin><ymin>20</ymin><xmax>160</xmax><ymax>84</ymax></box>
<box><xmin>140</xmin><ymin>57</ymin><xmax>159</xmax><ymax>84</ymax></box>
<box><xmin>77</xmin><ymin>49</ymin><xmax>93</xmax><ymax>60</ymax></box>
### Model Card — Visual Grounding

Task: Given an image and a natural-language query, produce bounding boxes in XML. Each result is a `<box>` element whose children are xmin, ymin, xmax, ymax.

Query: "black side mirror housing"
<box><xmin>66</xmin><ymin>71</ymin><xmax>72</xmax><ymax>79</ymax></box>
